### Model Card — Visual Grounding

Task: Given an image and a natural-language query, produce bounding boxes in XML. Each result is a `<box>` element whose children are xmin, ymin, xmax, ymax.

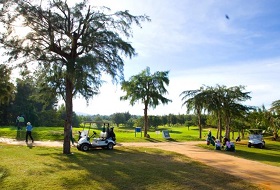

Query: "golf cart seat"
<box><xmin>80</xmin><ymin>131</ymin><xmax>88</xmax><ymax>137</ymax></box>
<box><xmin>100</xmin><ymin>131</ymin><xmax>107</xmax><ymax>140</ymax></box>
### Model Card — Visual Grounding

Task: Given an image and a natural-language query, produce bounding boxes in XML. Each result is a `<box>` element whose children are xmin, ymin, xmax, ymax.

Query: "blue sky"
<box><xmin>72</xmin><ymin>0</ymin><xmax>280</xmax><ymax>115</ymax></box>
<box><xmin>2</xmin><ymin>0</ymin><xmax>279</xmax><ymax>116</ymax></box>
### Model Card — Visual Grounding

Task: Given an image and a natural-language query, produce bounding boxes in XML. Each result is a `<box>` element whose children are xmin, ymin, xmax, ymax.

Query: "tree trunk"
<box><xmin>63</xmin><ymin>76</ymin><xmax>73</xmax><ymax>154</ymax></box>
<box><xmin>225</xmin><ymin>116</ymin><xmax>231</xmax><ymax>140</ymax></box>
<box><xmin>217</xmin><ymin>112</ymin><xmax>222</xmax><ymax>141</ymax></box>
<box><xmin>197</xmin><ymin>110</ymin><xmax>202</xmax><ymax>139</ymax></box>
<box><xmin>63</xmin><ymin>59</ymin><xmax>75</xmax><ymax>154</ymax></box>
<box><xmin>241</xmin><ymin>128</ymin><xmax>245</xmax><ymax>139</ymax></box>
<box><xmin>143</xmin><ymin>104</ymin><xmax>148</xmax><ymax>137</ymax></box>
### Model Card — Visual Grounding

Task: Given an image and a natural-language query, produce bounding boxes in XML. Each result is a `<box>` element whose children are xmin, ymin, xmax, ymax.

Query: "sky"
<box><xmin>70</xmin><ymin>0</ymin><xmax>280</xmax><ymax>116</ymax></box>
<box><xmin>3</xmin><ymin>0</ymin><xmax>280</xmax><ymax>116</ymax></box>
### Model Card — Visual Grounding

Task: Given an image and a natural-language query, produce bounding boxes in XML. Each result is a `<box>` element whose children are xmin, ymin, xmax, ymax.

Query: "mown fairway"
<box><xmin>199</xmin><ymin>140</ymin><xmax>280</xmax><ymax>167</ymax></box>
<box><xmin>0</xmin><ymin>125</ymin><xmax>208</xmax><ymax>142</ymax></box>
<box><xmin>0</xmin><ymin>143</ymin><xmax>261</xmax><ymax>190</ymax></box>
<box><xmin>1</xmin><ymin>125</ymin><xmax>279</xmax><ymax>168</ymax></box>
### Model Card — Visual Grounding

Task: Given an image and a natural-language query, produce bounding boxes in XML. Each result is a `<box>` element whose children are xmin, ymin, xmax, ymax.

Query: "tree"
<box><xmin>181</xmin><ymin>85</ymin><xmax>251</xmax><ymax>140</ymax></box>
<box><xmin>0</xmin><ymin>64</ymin><xmax>14</xmax><ymax>105</ymax></box>
<box><xmin>0</xmin><ymin>64</ymin><xmax>15</xmax><ymax>124</ymax></box>
<box><xmin>202</xmin><ymin>85</ymin><xmax>224</xmax><ymax>140</ymax></box>
<box><xmin>221</xmin><ymin>86</ymin><xmax>251</xmax><ymax>139</ymax></box>
<box><xmin>0</xmin><ymin>0</ymin><xmax>149</xmax><ymax>154</ymax></box>
<box><xmin>180</xmin><ymin>87</ymin><xmax>206</xmax><ymax>139</ymax></box>
<box><xmin>148</xmin><ymin>115</ymin><xmax>162</xmax><ymax>129</ymax></box>
<box><xmin>111</xmin><ymin>112</ymin><xmax>126</xmax><ymax>127</ymax></box>
<box><xmin>203</xmin><ymin>85</ymin><xmax>251</xmax><ymax>140</ymax></box>
<box><xmin>121</xmin><ymin>67</ymin><xmax>172</xmax><ymax>137</ymax></box>
<box><xmin>269</xmin><ymin>100</ymin><xmax>280</xmax><ymax>140</ymax></box>
<box><xmin>270</xmin><ymin>100</ymin><xmax>280</xmax><ymax>113</ymax></box>
<box><xmin>12</xmin><ymin>77</ymin><xmax>39</xmax><ymax>125</ymax></box>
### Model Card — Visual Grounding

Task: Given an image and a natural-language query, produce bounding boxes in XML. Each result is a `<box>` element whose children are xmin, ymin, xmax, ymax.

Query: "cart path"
<box><xmin>118</xmin><ymin>142</ymin><xmax>280</xmax><ymax>190</ymax></box>
<box><xmin>1</xmin><ymin>138</ymin><xmax>280</xmax><ymax>190</ymax></box>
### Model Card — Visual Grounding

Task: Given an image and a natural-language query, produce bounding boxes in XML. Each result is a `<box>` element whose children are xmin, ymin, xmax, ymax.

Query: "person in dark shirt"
<box><xmin>25</xmin><ymin>122</ymin><xmax>34</xmax><ymax>143</ymax></box>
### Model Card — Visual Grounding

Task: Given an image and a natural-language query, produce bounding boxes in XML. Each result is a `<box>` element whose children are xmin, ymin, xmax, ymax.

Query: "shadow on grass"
<box><xmin>0</xmin><ymin>144</ymin><xmax>261</xmax><ymax>190</ymax></box>
<box><xmin>38</xmin><ymin>148</ymin><xmax>258</xmax><ymax>190</ymax></box>
<box><xmin>200</xmin><ymin>143</ymin><xmax>280</xmax><ymax>166</ymax></box>
<box><xmin>144</xmin><ymin>138</ymin><xmax>162</xmax><ymax>142</ymax></box>
<box><xmin>165</xmin><ymin>138</ymin><xmax>178</xmax><ymax>142</ymax></box>
<box><xmin>233</xmin><ymin>149</ymin><xmax>280</xmax><ymax>165</ymax></box>
<box><xmin>169</xmin><ymin>130</ymin><xmax>182</xmax><ymax>134</ymax></box>
<box><xmin>0</xmin><ymin>166</ymin><xmax>8</xmax><ymax>182</ymax></box>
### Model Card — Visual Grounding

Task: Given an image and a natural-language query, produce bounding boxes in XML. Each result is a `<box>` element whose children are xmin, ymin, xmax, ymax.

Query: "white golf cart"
<box><xmin>77</xmin><ymin>122</ymin><xmax>116</xmax><ymax>151</ymax></box>
<box><xmin>247</xmin><ymin>129</ymin><xmax>265</xmax><ymax>149</ymax></box>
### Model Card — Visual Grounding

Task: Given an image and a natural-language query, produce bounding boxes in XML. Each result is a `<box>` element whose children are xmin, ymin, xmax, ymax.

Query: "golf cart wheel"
<box><xmin>260</xmin><ymin>142</ymin><xmax>265</xmax><ymax>149</ymax></box>
<box><xmin>258</xmin><ymin>143</ymin><xmax>263</xmax><ymax>149</ymax></box>
<box><xmin>81</xmin><ymin>144</ymin><xmax>90</xmax><ymax>151</ymax></box>
<box><xmin>107</xmin><ymin>142</ymin><xmax>114</xmax><ymax>150</ymax></box>
<box><xmin>248</xmin><ymin>143</ymin><xmax>251</xmax><ymax>148</ymax></box>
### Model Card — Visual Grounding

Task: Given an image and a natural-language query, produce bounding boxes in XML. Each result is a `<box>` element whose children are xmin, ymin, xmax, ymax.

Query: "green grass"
<box><xmin>198</xmin><ymin>140</ymin><xmax>280</xmax><ymax>167</ymax></box>
<box><xmin>0</xmin><ymin>125</ymin><xmax>206</xmax><ymax>142</ymax></box>
<box><xmin>0</xmin><ymin>144</ymin><xmax>260</xmax><ymax>190</ymax></box>
<box><xmin>1</xmin><ymin>125</ymin><xmax>279</xmax><ymax>168</ymax></box>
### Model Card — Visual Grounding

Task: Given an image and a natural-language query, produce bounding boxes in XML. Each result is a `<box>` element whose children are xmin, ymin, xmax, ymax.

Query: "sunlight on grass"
<box><xmin>0</xmin><ymin>144</ymin><xmax>260</xmax><ymax>190</ymax></box>
<box><xmin>198</xmin><ymin>141</ymin><xmax>280</xmax><ymax>167</ymax></box>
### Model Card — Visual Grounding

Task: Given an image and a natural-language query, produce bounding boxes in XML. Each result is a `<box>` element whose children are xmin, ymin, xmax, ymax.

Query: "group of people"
<box><xmin>16</xmin><ymin>115</ymin><xmax>34</xmax><ymax>144</ymax></box>
<box><xmin>207</xmin><ymin>130</ymin><xmax>235</xmax><ymax>151</ymax></box>
<box><xmin>215</xmin><ymin>137</ymin><xmax>235</xmax><ymax>151</ymax></box>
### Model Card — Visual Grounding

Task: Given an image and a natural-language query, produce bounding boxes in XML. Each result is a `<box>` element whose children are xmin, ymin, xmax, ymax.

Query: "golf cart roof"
<box><xmin>82</xmin><ymin>121</ymin><xmax>111</xmax><ymax>129</ymax></box>
<box><xmin>83</xmin><ymin>121</ymin><xmax>110</xmax><ymax>124</ymax></box>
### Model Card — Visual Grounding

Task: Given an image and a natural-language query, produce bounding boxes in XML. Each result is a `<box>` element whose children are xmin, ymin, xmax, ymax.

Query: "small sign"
<box><xmin>162</xmin><ymin>130</ymin><xmax>170</xmax><ymax>139</ymax></box>
<box><xmin>135</xmin><ymin>127</ymin><xmax>142</xmax><ymax>137</ymax></box>
<box><xmin>155</xmin><ymin>131</ymin><xmax>160</xmax><ymax>135</ymax></box>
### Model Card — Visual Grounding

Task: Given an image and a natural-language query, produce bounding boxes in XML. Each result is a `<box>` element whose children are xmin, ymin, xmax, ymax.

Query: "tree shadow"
<box><xmin>144</xmin><ymin>138</ymin><xmax>161</xmax><ymax>142</ymax></box>
<box><xmin>35</xmin><ymin>147</ymin><xmax>258</xmax><ymax>190</ymax></box>
<box><xmin>165</xmin><ymin>138</ymin><xmax>178</xmax><ymax>142</ymax></box>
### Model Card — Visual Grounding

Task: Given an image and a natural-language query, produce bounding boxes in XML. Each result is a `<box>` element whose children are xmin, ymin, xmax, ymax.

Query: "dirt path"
<box><xmin>1</xmin><ymin>138</ymin><xmax>280</xmax><ymax>190</ymax></box>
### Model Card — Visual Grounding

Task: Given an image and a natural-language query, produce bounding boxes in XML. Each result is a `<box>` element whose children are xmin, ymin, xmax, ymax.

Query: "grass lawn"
<box><xmin>1</xmin><ymin>125</ymin><xmax>279</xmax><ymax>168</ymax></box>
<box><xmin>0</xmin><ymin>125</ymin><xmax>205</xmax><ymax>142</ymax></box>
<box><xmin>198</xmin><ymin>139</ymin><xmax>280</xmax><ymax>167</ymax></box>
<box><xmin>0</xmin><ymin>143</ymin><xmax>260</xmax><ymax>190</ymax></box>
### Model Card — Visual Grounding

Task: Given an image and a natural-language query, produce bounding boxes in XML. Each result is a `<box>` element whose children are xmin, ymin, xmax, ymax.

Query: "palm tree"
<box><xmin>198</xmin><ymin>85</ymin><xmax>251</xmax><ymax>140</ymax></box>
<box><xmin>180</xmin><ymin>87</ymin><xmax>206</xmax><ymax>139</ymax></box>
<box><xmin>202</xmin><ymin>85</ymin><xmax>224</xmax><ymax>140</ymax></box>
<box><xmin>221</xmin><ymin>86</ymin><xmax>251</xmax><ymax>139</ymax></box>
<box><xmin>269</xmin><ymin>100</ymin><xmax>280</xmax><ymax>140</ymax></box>
<box><xmin>121</xmin><ymin>67</ymin><xmax>172</xmax><ymax>137</ymax></box>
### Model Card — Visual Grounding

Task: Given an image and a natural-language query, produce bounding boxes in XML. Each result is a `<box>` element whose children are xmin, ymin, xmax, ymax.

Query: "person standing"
<box><xmin>17</xmin><ymin>115</ymin><xmax>25</xmax><ymax>130</ymax></box>
<box><xmin>25</xmin><ymin>122</ymin><xmax>34</xmax><ymax>143</ymax></box>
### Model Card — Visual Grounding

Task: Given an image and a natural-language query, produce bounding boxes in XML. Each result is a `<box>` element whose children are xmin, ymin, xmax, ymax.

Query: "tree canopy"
<box><xmin>121</xmin><ymin>67</ymin><xmax>172</xmax><ymax>136</ymax></box>
<box><xmin>181</xmin><ymin>85</ymin><xmax>251</xmax><ymax>139</ymax></box>
<box><xmin>0</xmin><ymin>0</ymin><xmax>149</xmax><ymax>154</ymax></box>
<box><xmin>0</xmin><ymin>64</ymin><xmax>14</xmax><ymax>105</ymax></box>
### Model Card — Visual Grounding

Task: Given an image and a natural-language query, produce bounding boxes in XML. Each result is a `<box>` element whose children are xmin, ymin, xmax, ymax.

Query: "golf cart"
<box><xmin>77</xmin><ymin>122</ymin><xmax>116</xmax><ymax>151</ymax></box>
<box><xmin>247</xmin><ymin>129</ymin><xmax>265</xmax><ymax>149</ymax></box>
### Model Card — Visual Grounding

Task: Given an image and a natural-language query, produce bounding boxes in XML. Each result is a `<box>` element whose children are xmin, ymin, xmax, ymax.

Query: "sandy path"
<box><xmin>118</xmin><ymin>142</ymin><xmax>280</xmax><ymax>190</ymax></box>
<box><xmin>1</xmin><ymin>138</ymin><xmax>280</xmax><ymax>189</ymax></box>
